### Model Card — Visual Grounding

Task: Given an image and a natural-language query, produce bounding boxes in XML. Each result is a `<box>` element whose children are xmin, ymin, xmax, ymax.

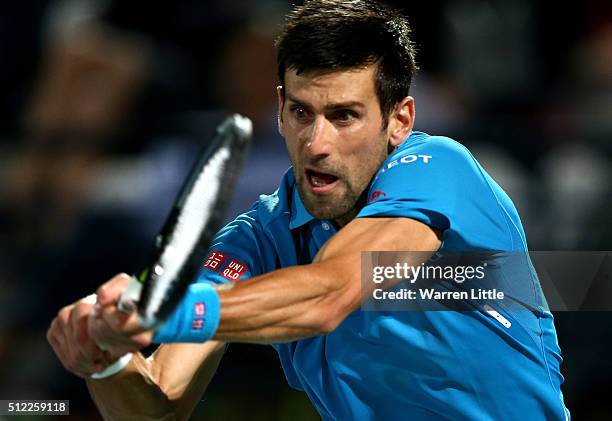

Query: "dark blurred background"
<box><xmin>0</xmin><ymin>0</ymin><xmax>610</xmax><ymax>419</ymax></box>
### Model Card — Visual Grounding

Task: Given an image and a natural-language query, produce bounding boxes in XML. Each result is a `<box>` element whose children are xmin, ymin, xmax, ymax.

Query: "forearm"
<box><xmin>86</xmin><ymin>342</ymin><xmax>225</xmax><ymax>421</ymax></box>
<box><xmin>86</xmin><ymin>353</ymin><xmax>173</xmax><ymax>421</ymax></box>
<box><xmin>215</xmin><ymin>260</ymin><xmax>359</xmax><ymax>343</ymax></box>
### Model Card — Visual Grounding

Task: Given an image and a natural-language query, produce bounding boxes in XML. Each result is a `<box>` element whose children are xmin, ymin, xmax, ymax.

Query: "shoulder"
<box><xmin>374</xmin><ymin>131</ymin><xmax>479</xmax><ymax>182</ymax></box>
<box><xmin>202</xmin><ymin>170</ymin><xmax>295</xmax><ymax>278</ymax></box>
<box><xmin>394</xmin><ymin>132</ymin><xmax>474</xmax><ymax>166</ymax></box>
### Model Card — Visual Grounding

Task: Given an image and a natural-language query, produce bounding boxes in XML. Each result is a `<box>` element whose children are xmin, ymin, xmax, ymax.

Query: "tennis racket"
<box><xmin>91</xmin><ymin>114</ymin><xmax>252</xmax><ymax>378</ymax></box>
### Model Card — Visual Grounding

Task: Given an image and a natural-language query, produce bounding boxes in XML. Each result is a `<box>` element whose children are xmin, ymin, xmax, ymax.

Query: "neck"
<box><xmin>332</xmin><ymin>189</ymin><xmax>369</xmax><ymax>229</ymax></box>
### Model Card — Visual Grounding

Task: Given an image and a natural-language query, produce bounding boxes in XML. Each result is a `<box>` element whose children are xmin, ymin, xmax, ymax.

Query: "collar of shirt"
<box><xmin>289</xmin><ymin>181</ymin><xmax>315</xmax><ymax>230</ymax></box>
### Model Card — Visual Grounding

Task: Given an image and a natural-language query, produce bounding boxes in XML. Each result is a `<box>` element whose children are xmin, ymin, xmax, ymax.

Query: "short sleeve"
<box><xmin>194</xmin><ymin>206</ymin><xmax>268</xmax><ymax>285</ymax></box>
<box><xmin>357</xmin><ymin>136</ymin><xmax>479</xmax><ymax>232</ymax></box>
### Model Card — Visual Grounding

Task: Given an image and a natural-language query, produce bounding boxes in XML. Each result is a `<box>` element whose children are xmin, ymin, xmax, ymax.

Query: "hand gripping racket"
<box><xmin>91</xmin><ymin>114</ymin><xmax>252</xmax><ymax>378</ymax></box>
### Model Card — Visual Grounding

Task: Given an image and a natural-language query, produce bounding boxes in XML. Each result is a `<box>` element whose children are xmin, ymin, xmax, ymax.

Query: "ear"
<box><xmin>387</xmin><ymin>96</ymin><xmax>415</xmax><ymax>148</ymax></box>
<box><xmin>276</xmin><ymin>85</ymin><xmax>285</xmax><ymax>136</ymax></box>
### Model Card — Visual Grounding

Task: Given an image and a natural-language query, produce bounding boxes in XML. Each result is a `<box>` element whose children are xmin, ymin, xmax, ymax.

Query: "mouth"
<box><xmin>305</xmin><ymin>167</ymin><xmax>339</xmax><ymax>193</ymax></box>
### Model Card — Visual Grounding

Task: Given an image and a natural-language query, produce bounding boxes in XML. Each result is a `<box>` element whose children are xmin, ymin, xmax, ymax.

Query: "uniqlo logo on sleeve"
<box><xmin>194</xmin><ymin>302</ymin><xmax>205</xmax><ymax>316</ymax></box>
<box><xmin>192</xmin><ymin>318</ymin><xmax>204</xmax><ymax>330</ymax></box>
<box><xmin>202</xmin><ymin>251</ymin><xmax>227</xmax><ymax>271</ymax></box>
<box><xmin>221</xmin><ymin>259</ymin><xmax>248</xmax><ymax>282</ymax></box>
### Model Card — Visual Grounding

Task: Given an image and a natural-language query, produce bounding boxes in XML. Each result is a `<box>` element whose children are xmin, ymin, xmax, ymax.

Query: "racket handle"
<box><xmin>117</xmin><ymin>276</ymin><xmax>143</xmax><ymax>313</ymax></box>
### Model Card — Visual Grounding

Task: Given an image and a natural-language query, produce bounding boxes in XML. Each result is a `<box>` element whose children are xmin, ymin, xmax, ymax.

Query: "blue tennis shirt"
<box><xmin>190</xmin><ymin>131</ymin><xmax>569</xmax><ymax>420</ymax></box>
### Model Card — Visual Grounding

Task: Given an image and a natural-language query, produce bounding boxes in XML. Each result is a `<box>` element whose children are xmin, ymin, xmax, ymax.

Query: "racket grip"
<box><xmin>117</xmin><ymin>275</ymin><xmax>143</xmax><ymax>313</ymax></box>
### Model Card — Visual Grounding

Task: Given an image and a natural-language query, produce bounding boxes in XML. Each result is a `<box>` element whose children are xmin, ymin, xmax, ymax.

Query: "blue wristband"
<box><xmin>152</xmin><ymin>282</ymin><xmax>221</xmax><ymax>343</ymax></box>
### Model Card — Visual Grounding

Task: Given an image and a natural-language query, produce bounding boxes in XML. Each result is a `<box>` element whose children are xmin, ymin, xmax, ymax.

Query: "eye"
<box><xmin>290</xmin><ymin>104</ymin><xmax>312</xmax><ymax>123</ymax></box>
<box><xmin>331</xmin><ymin>109</ymin><xmax>358</xmax><ymax>124</ymax></box>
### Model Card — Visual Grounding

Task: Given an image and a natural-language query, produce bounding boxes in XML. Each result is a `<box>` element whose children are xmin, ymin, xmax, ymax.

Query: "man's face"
<box><xmin>278</xmin><ymin>65</ymin><xmax>397</xmax><ymax>225</ymax></box>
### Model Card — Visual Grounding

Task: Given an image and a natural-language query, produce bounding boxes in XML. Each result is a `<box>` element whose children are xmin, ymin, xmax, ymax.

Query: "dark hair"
<box><xmin>275</xmin><ymin>0</ymin><xmax>417</xmax><ymax>126</ymax></box>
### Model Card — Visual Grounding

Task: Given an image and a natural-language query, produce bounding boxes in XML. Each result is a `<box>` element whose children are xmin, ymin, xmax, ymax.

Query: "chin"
<box><xmin>304</xmin><ymin>195</ymin><xmax>355</xmax><ymax>221</ymax></box>
<box><xmin>297</xmin><ymin>178</ymin><xmax>360</xmax><ymax>219</ymax></box>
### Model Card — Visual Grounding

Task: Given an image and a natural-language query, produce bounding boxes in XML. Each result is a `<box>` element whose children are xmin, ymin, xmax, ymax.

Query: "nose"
<box><xmin>304</xmin><ymin>117</ymin><xmax>332</xmax><ymax>159</ymax></box>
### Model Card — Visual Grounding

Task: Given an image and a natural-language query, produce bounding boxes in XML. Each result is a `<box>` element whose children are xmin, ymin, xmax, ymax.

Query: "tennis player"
<box><xmin>48</xmin><ymin>1</ymin><xmax>569</xmax><ymax>419</ymax></box>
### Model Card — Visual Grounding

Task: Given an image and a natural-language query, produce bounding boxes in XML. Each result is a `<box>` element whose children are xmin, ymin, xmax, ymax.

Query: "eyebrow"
<box><xmin>285</xmin><ymin>94</ymin><xmax>366</xmax><ymax>111</ymax></box>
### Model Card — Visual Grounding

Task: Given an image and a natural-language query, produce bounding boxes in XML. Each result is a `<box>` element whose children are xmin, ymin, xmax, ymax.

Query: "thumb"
<box><xmin>95</xmin><ymin>273</ymin><xmax>132</xmax><ymax>308</ymax></box>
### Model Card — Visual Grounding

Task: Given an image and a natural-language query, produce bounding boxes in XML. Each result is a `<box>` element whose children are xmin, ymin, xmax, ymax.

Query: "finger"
<box><xmin>89</xmin><ymin>305</ymin><xmax>130</xmax><ymax>348</ymax></box>
<box><xmin>47</xmin><ymin>317</ymin><xmax>68</xmax><ymax>353</ymax></box>
<box><xmin>96</xmin><ymin>273</ymin><xmax>131</xmax><ymax>308</ymax></box>
<box><xmin>71</xmin><ymin>302</ymin><xmax>106</xmax><ymax>371</ymax></box>
<box><xmin>50</xmin><ymin>304</ymin><xmax>106</xmax><ymax>378</ymax></box>
<box><xmin>107</xmin><ymin>307</ymin><xmax>152</xmax><ymax>349</ymax></box>
<box><xmin>53</xmin><ymin>305</ymin><xmax>73</xmax><ymax>350</ymax></box>
<box><xmin>46</xmin><ymin>318</ymin><xmax>61</xmax><ymax>347</ymax></box>
<box><xmin>121</xmin><ymin>309</ymin><xmax>148</xmax><ymax>336</ymax></box>
<box><xmin>88</xmin><ymin>307</ymin><xmax>118</xmax><ymax>348</ymax></box>
<box><xmin>71</xmin><ymin>301</ymin><xmax>99</xmax><ymax>347</ymax></box>
<box><xmin>47</xmin><ymin>325</ymin><xmax>64</xmax><ymax>357</ymax></box>
<box><xmin>100</xmin><ymin>302</ymin><xmax>131</xmax><ymax>331</ymax></box>
<box><xmin>78</xmin><ymin>328</ymin><xmax>110</xmax><ymax>371</ymax></box>
<box><xmin>89</xmin><ymin>306</ymin><xmax>149</xmax><ymax>357</ymax></box>
<box><xmin>131</xmin><ymin>330</ymin><xmax>154</xmax><ymax>349</ymax></box>
<box><xmin>61</xmin><ymin>305</ymin><xmax>99</xmax><ymax>376</ymax></box>
<box><xmin>55</xmin><ymin>306</ymin><xmax>72</xmax><ymax>331</ymax></box>
<box><xmin>49</xmin><ymin>317</ymin><xmax>86</xmax><ymax>378</ymax></box>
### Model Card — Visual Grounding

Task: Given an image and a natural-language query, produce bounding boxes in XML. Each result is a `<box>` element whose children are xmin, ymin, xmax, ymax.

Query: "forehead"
<box><xmin>283</xmin><ymin>65</ymin><xmax>378</xmax><ymax>106</ymax></box>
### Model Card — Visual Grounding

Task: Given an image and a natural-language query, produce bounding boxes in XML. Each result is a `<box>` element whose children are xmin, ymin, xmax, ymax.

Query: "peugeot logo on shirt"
<box><xmin>375</xmin><ymin>154</ymin><xmax>433</xmax><ymax>179</ymax></box>
<box><xmin>386</xmin><ymin>154</ymin><xmax>432</xmax><ymax>169</ymax></box>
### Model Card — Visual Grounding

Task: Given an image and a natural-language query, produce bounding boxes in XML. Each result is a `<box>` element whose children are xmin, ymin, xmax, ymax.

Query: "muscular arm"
<box><xmin>215</xmin><ymin>217</ymin><xmax>441</xmax><ymax>343</ymax></box>
<box><xmin>86</xmin><ymin>341</ymin><xmax>225</xmax><ymax>421</ymax></box>
<box><xmin>88</xmin><ymin>217</ymin><xmax>440</xmax><ymax>365</ymax></box>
